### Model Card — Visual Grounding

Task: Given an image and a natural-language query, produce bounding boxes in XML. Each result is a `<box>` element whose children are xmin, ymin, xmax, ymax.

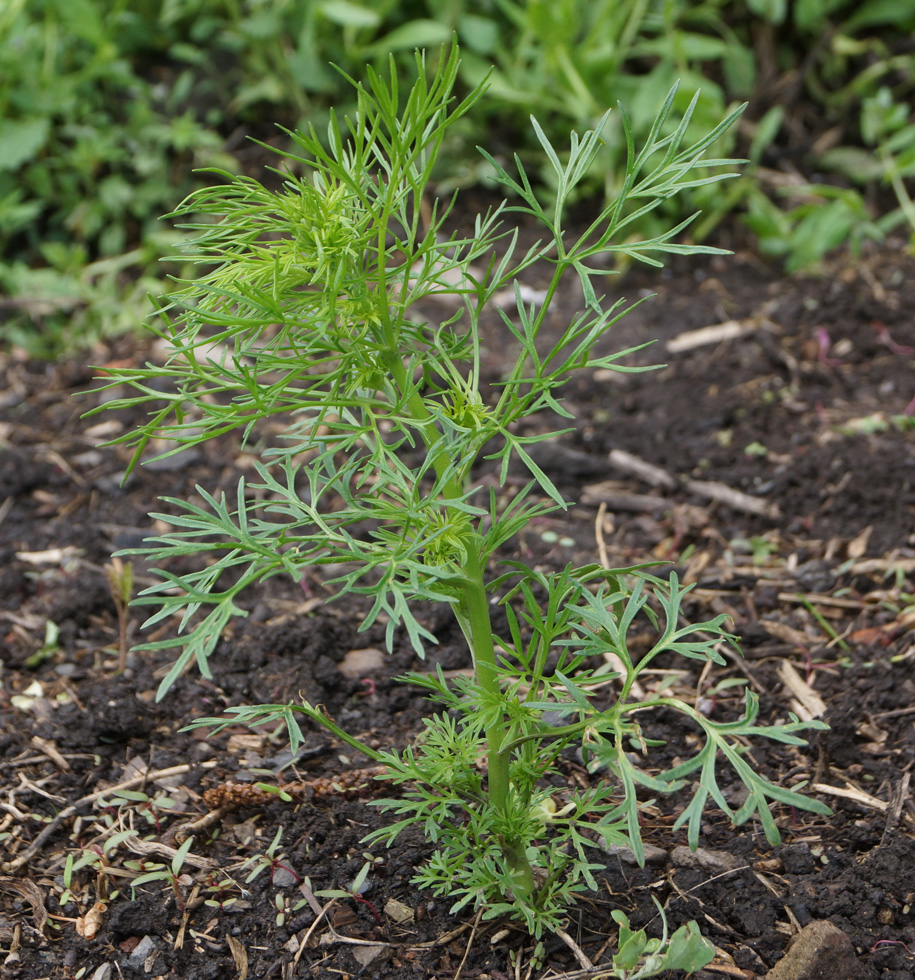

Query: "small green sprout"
<box><xmin>316</xmin><ymin>860</ymin><xmax>383</xmax><ymax>926</ymax></box>
<box><xmin>128</xmin><ymin>836</ymin><xmax>196</xmax><ymax>909</ymax></box>
<box><xmin>610</xmin><ymin>901</ymin><xmax>715</xmax><ymax>978</ymax></box>
<box><xmin>104</xmin><ymin>556</ymin><xmax>134</xmax><ymax>671</ymax></box>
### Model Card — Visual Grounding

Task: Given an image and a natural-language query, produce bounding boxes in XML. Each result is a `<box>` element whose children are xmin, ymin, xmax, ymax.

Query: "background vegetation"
<box><xmin>2</xmin><ymin>0</ymin><xmax>914</xmax><ymax>356</ymax></box>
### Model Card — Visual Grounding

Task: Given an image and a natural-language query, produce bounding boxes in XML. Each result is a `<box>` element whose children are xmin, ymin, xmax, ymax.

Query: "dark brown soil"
<box><xmin>2</xmin><ymin>233</ymin><xmax>915</xmax><ymax>980</ymax></box>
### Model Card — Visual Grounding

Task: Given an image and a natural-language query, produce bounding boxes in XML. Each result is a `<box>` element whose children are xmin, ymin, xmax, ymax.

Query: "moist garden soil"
<box><xmin>2</xmin><ymin>227</ymin><xmax>915</xmax><ymax>980</ymax></box>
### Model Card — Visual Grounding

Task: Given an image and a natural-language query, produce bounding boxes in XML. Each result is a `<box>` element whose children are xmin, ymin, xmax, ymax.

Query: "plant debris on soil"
<box><xmin>2</xmin><ymin>227</ymin><xmax>915</xmax><ymax>980</ymax></box>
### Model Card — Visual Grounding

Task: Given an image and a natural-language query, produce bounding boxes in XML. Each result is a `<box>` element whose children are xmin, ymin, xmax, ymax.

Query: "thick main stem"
<box><xmin>381</xmin><ymin>347</ymin><xmax>535</xmax><ymax>895</ymax></box>
<box><xmin>454</xmin><ymin>544</ymin><xmax>536</xmax><ymax>899</ymax></box>
<box><xmin>383</xmin><ymin>353</ymin><xmax>507</xmax><ymax>799</ymax></box>
<box><xmin>454</xmin><ymin>544</ymin><xmax>509</xmax><ymax>806</ymax></box>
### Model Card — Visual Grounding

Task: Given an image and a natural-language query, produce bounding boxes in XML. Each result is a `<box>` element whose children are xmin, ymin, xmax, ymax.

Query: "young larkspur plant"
<box><xmin>91</xmin><ymin>43</ymin><xmax>830</xmax><ymax>967</ymax></box>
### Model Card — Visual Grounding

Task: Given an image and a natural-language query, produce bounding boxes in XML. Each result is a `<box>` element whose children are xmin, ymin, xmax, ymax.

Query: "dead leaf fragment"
<box><xmin>75</xmin><ymin>901</ymin><xmax>106</xmax><ymax>939</ymax></box>
<box><xmin>811</xmin><ymin>782</ymin><xmax>888</xmax><ymax>811</ymax></box>
<box><xmin>226</xmin><ymin>734</ymin><xmax>268</xmax><ymax>756</ymax></box>
<box><xmin>31</xmin><ymin>735</ymin><xmax>71</xmax><ymax>772</ymax></box>
<box><xmin>9</xmin><ymin>680</ymin><xmax>45</xmax><ymax>712</ymax></box>
<box><xmin>608</xmin><ymin>449</ymin><xmax>677</xmax><ymax>488</ymax></box>
<box><xmin>0</xmin><ymin>877</ymin><xmax>47</xmax><ymax>934</ymax></box>
<box><xmin>848</xmin><ymin>626</ymin><xmax>892</xmax><ymax>647</ymax></box>
<box><xmin>666</xmin><ymin>317</ymin><xmax>772</xmax><ymax>353</ymax></box>
<box><xmin>778</xmin><ymin>661</ymin><xmax>827</xmax><ymax>720</ymax></box>
<box><xmin>761</xmin><ymin>620</ymin><xmax>811</xmax><ymax>649</ymax></box>
<box><xmin>847</xmin><ymin>525</ymin><xmax>872</xmax><ymax>559</ymax></box>
<box><xmin>352</xmin><ymin>943</ymin><xmax>388</xmax><ymax>968</ymax></box>
<box><xmin>14</xmin><ymin>546</ymin><xmax>81</xmax><ymax>565</ymax></box>
<box><xmin>384</xmin><ymin>897</ymin><xmax>415</xmax><ymax>925</ymax></box>
<box><xmin>226</xmin><ymin>934</ymin><xmax>248</xmax><ymax>979</ymax></box>
<box><xmin>338</xmin><ymin>647</ymin><xmax>386</xmax><ymax>678</ymax></box>
<box><xmin>849</xmin><ymin>557</ymin><xmax>915</xmax><ymax>575</ymax></box>
<box><xmin>896</xmin><ymin>608</ymin><xmax>915</xmax><ymax>633</ymax></box>
<box><xmin>856</xmin><ymin>719</ymin><xmax>888</xmax><ymax>747</ymax></box>
<box><xmin>682</xmin><ymin>476</ymin><xmax>779</xmax><ymax>518</ymax></box>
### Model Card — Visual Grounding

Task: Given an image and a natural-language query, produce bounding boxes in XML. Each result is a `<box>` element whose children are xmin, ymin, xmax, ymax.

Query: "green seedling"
<box><xmin>104</xmin><ymin>556</ymin><xmax>134</xmax><ymax>671</ymax></box>
<box><xmin>241</xmin><ymin>827</ymin><xmax>301</xmax><ymax>887</ymax></box>
<box><xmin>316</xmin><ymin>859</ymin><xmax>383</xmax><ymax>926</ymax></box>
<box><xmin>94</xmin><ymin>43</ymin><xmax>830</xmax><ymax>947</ymax></box>
<box><xmin>127</xmin><ymin>836</ymin><xmax>196</xmax><ymax>910</ymax></box>
<box><xmin>59</xmin><ymin>851</ymin><xmax>94</xmax><ymax>911</ymax></box>
<box><xmin>23</xmin><ymin>619</ymin><xmax>60</xmax><ymax>669</ymax></box>
<box><xmin>202</xmin><ymin>873</ymin><xmax>244</xmax><ymax>911</ymax></box>
<box><xmin>609</xmin><ymin>900</ymin><xmax>715</xmax><ymax>979</ymax></box>
<box><xmin>58</xmin><ymin>840</ymin><xmax>131</xmax><ymax>908</ymax></box>
<box><xmin>729</xmin><ymin>534</ymin><xmax>779</xmax><ymax>566</ymax></box>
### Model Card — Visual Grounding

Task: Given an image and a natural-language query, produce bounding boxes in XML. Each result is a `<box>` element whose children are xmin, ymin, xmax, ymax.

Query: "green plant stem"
<box><xmin>454</xmin><ymin>555</ymin><xmax>536</xmax><ymax>899</ymax></box>
<box><xmin>454</xmin><ymin>545</ymin><xmax>510</xmax><ymax>806</ymax></box>
<box><xmin>291</xmin><ymin>703</ymin><xmax>385</xmax><ymax>762</ymax></box>
<box><xmin>493</xmin><ymin>265</ymin><xmax>564</xmax><ymax>422</ymax></box>
<box><xmin>381</xmin><ymin>337</ymin><xmax>535</xmax><ymax>895</ymax></box>
<box><xmin>383</xmin><ymin>351</ymin><xmax>511</xmax><ymax>806</ymax></box>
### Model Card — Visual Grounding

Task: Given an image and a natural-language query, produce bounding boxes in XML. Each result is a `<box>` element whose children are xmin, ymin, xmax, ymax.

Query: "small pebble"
<box><xmin>125</xmin><ymin>935</ymin><xmax>157</xmax><ymax>969</ymax></box>
<box><xmin>602</xmin><ymin>842</ymin><xmax>668</xmax><ymax>866</ymax></box>
<box><xmin>671</xmin><ymin>845</ymin><xmax>743</xmax><ymax>872</ymax></box>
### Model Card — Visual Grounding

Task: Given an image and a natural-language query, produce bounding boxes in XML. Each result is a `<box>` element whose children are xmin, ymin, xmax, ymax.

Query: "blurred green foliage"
<box><xmin>1</xmin><ymin>0</ymin><xmax>914</xmax><ymax>355</ymax></box>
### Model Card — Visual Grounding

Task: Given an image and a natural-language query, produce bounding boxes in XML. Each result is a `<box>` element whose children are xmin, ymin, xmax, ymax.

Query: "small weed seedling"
<box><xmin>94</xmin><ymin>43</ymin><xmax>830</xmax><ymax>961</ymax></box>
<box><xmin>241</xmin><ymin>826</ymin><xmax>301</xmax><ymax>887</ymax></box>
<box><xmin>104</xmin><ymin>556</ymin><xmax>134</xmax><ymax>671</ymax></box>
<box><xmin>315</xmin><ymin>857</ymin><xmax>384</xmax><ymax>926</ymax></box>
<box><xmin>124</xmin><ymin>835</ymin><xmax>196</xmax><ymax>910</ymax></box>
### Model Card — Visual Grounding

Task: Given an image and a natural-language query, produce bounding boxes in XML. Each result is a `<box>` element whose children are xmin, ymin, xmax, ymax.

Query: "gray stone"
<box><xmin>671</xmin><ymin>845</ymin><xmax>744</xmax><ymax>872</ymax></box>
<box><xmin>765</xmin><ymin>921</ymin><xmax>875</xmax><ymax>980</ymax></box>
<box><xmin>125</xmin><ymin>935</ymin><xmax>157</xmax><ymax>970</ymax></box>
